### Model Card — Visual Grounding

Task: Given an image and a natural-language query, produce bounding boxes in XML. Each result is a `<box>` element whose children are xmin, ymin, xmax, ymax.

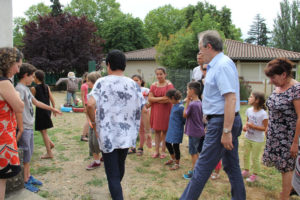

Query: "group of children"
<box><xmin>126</xmin><ymin>67</ymin><xmax>269</xmax><ymax>184</ymax></box>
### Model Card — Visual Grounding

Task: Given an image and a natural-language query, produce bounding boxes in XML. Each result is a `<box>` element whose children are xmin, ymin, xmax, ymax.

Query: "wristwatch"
<box><xmin>223</xmin><ymin>128</ymin><xmax>231</xmax><ymax>134</ymax></box>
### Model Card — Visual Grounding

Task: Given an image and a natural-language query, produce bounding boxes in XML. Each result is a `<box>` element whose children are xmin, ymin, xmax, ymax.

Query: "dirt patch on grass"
<box><xmin>29</xmin><ymin>92</ymin><xmax>299</xmax><ymax>200</ymax></box>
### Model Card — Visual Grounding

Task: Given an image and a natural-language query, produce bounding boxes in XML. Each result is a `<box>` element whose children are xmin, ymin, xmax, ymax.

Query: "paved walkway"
<box><xmin>6</xmin><ymin>189</ymin><xmax>45</xmax><ymax>200</ymax></box>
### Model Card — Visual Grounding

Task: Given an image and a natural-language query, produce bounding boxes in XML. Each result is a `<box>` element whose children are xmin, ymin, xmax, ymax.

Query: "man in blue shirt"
<box><xmin>180</xmin><ymin>30</ymin><xmax>246</xmax><ymax>200</ymax></box>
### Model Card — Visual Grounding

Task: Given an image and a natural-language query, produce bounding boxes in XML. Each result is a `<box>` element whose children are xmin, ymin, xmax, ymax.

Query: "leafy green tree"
<box><xmin>245</xmin><ymin>14</ymin><xmax>270</xmax><ymax>46</ymax></box>
<box><xmin>64</xmin><ymin>0</ymin><xmax>122</xmax><ymax>34</ymax></box>
<box><xmin>273</xmin><ymin>0</ymin><xmax>300</xmax><ymax>52</ymax></box>
<box><xmin>50</xmin><ymin>0</ymin><xmax>63</xmax><ymax>16</ymax></box>
<box><xmin>144</xmin><ymin>5</ymin><xmax>185</xmax><ymax>45</ymax></box>
<box><xmin>102</xmin><ymin>14</ymin><xmax>151</xmax><ymax>52</ymax></box>
<box><xmin>182</xmin><ymin>2</ymin><xmax>241</xmax><ymax>40</ymax></box>
<box><xmin>13</xmin><ymin>17</ymin><xmax>27</xmax><ymax>48</ymax></box>
<box><xmin>13</xmin><ymin>3</ymin><xmax>51</xmax><ymax>48</ymax></box>
<box><xmin>156</xmin><ymin>13</ymin><xmax>225</xmax><ymax>69</ymax></box>
<box><xmin>25</xmin><ymin>3</ymin><xmax>51</xmax><ymax>21</ymax></box>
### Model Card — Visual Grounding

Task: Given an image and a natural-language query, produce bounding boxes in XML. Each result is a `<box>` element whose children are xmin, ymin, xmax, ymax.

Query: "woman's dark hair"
<box><xmin>252</xmin><ymin>91</ymin><xmax>267</xmax><ymax>110</ymax></box>
<box><xmin>35</xmin><ymin>70</ymin><xmax>49</xmax><ymax>98</ymax></box>
<box><xmin>35</xmin><ymin>70</ymin><xmax>45</xmax><ymax>83</ymax></box>
<box><xmin>82</xmin><ymin>72</ymin><xmax>88</xmax><ymax>83</ymax></box>
<box><xmin>188</xmin><ymin>81</ymin><xmax>201</xmax><ymax>96</ymax></box>
<box><xmin>17</xmin><ymin>63</ymin><xmax>36</xmax><ymax>80</ymax></box>
<box><xmin>155</xmin><ymin>67</ymin><xmax>166</xmax><ymax>74</ymax></box>
<box><xmin>264</xmin><ymin>58</ymin><xmax>294</xmax><ymax>77</ymax></box>
<box><xmin>0</xmin><ymin>47</ymin><xmax>23</xmax><ymax>77</ymax></box>
<box><xmin>166</xmin><ymin>89</ymin><xmax>182</xmax><ymax>100</ymax></box>
<box><xmin>131</xmin><ymin>74</ymin><xmax>145</xmax><ymax>87</ymax></box>
<box><xmin>105</xmin><ymin>50</ymin><xmax>126</xmax><ymax>71</ymax></box>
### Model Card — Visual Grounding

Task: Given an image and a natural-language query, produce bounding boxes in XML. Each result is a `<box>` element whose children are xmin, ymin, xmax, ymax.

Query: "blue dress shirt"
<box><xmin>202</xmin><ymin>52</ymin><xmax>240</xmax><ymax>115</ymax></box>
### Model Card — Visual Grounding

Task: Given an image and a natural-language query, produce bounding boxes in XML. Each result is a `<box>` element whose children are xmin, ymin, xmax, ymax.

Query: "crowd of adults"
<box><xmin>0</xmin><ymin>30</ymin><xmax>300</xmax><ymax>200</ymax></box>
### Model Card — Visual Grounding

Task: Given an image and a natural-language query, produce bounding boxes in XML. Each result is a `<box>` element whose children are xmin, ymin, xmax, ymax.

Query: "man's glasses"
<box><xmin>202</xmin><ymin>68</ymin><xmax>207</xmax><ymax>71</ymax></box>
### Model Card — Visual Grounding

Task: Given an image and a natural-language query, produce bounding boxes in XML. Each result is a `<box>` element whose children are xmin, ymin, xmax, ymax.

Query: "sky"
<box><xmin>12</xmin><ymin>0</ymin><xmax>284</xmax><ymax>39</ymax></box>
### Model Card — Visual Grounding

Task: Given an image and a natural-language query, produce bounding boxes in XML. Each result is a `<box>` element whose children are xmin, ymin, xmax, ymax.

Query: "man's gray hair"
<box><xmin>198</xmin><ymin>30</ymin><xmax>223</xmax><ymax>52</ymax></box>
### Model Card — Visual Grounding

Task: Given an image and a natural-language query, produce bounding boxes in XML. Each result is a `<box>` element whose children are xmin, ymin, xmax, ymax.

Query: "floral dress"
<box><xmin>0</xmin><ymin>79</ymin><xmax>21</xmax><ymax>178</ymax></box>
<box><xmin>262</xmin><ymin>83</ymin><xmax>300</xmax><ymax>172</ymax></box>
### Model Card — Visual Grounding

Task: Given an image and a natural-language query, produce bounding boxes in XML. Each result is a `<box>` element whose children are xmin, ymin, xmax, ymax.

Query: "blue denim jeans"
<box><xmin>180</xmin><ymin>114</ymin><xmax>246</xmax><ymax>200</ymax></box>
<box><xmin>66</xmin><ymin>91</ymin><xmax>76</xmax><ymax>105</ymax></box>
<box><xmin>102</xmin><ymin>148</ymin><xmax>128</xmax><ymax>200</ymax></box>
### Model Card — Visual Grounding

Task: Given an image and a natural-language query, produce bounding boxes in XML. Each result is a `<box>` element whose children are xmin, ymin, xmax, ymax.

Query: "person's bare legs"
<box><xmin>281</xmin><ymin>171</ymin><xmax>293</xmax><ymax>200</ymax></box>
<box><xmin>82</xmin><ymin>114</ymin><xmax>89</xmax><ymax>138</ymax></box>
<box><xmin>191</xmin><ymin>153</ymin><xmax>199</xmax><ymax>169</ymax></box>
<box><xmin>24</xmin><ymin>162</ymin><xmax>30</xmax><ymax>182</ymax></box>
<box><xmin>40</xmin><ymin>130</ymin><xmax>53</xmax><ymax>158</ymax></box>
<box><xmin>0</xmin><ymin>179</ymin><xmax>6</xmax><ymax>200</ymax></box>
<box><xmin>160</xmin><ymin>131</ymin><xmax>167</xmax><ymax>156</ymax></box>
<box><xmin>93</xmin><ymin>153</ymin><xmax>100</xmax><ymax>161</ymax></box>
<box><xmin>153</xmin><ymin>130</ymin><xmax>161</xmax><ymax>157</ymax></box>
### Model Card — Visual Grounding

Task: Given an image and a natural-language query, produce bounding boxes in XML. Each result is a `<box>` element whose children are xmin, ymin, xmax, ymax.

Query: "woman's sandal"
<box><xmin>164</xmin><ymin>159</ymin><xmax>174</xmax><ymax>165</ymax></box>
<box><xmin>170</xmin><ymin>163</ymin><xmax>180</xmax><ymax>170</ymax></box>
<box><xmin>128</xmin><ymin>148</ymin><xmax>136</xmax><ymax>154</ymax></box>
<box><xmin>152</xmin><ymin>153</ymin><xmax>160</xmax><ymax>158</ymax></box>
<box><xmin>136</xmin><ymin>148</ymin><xmax>143</xmax><ymax>156</ymax></box>
<box><xmin>160</xmin><ymin>153</ymin><xmax>166</xmax><ymax>159</ymax></box>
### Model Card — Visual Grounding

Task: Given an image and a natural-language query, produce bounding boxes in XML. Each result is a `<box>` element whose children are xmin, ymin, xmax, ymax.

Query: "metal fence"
<box><xmin>167</xmin><ymin>68</ymin><xmax>192</xmax><ymax>98</ymax></box>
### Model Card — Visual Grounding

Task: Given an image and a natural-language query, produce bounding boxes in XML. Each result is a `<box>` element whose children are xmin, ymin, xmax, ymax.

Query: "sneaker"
<box><xmin>24</xmin><ymin>182</ymin><xmax>39</xmax><ymax>193</ymax></box>
<box><xmin>246</xmin><ymin>174</ymin><xmax>257</xmax><ymax>182</ymax></box>
<box><xmin>28</xmin><ymin>176</ymin><xmax>43</xmax><ymax>185</ymax></box>
<box><xmin>183</xmin><ymin>171</ymin><xmax>193</xmax><ymax>180</ymax></box>
<box><xmin>86</xmin><ymin>161</ymin><xmax>101</xmax><ymax>170</ymax></box>
<box><xmin>242</xmin><ymin>170</ymin><xmax>250</xmax><ymax>178</ymax></box>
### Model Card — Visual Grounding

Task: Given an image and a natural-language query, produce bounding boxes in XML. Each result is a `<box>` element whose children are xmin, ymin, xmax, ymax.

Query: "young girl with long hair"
<box><xmin>31</xmin><ymin>70</ymin><xmax>56</xmax><ymax>159</ymax></box>
<box><xmin>148</xmin><ymin>67</ymin><xmax>174</xmax><ymax>159</ymax></box>
<box><xmin>130</xmin><ymin>74</ymin><xmax>152</xmax><ymax>156</ymax></box>
<box><xmin>80</xmin><ymin>72</ymin><xmax>89</xmax><ymax>142</ymax></box>
<box><xmin>242</xmin><ymin>91</ymin><xmax>268</xmax><ymax>182</ymax></box>
<box><xmin>164</xmin><ymin>89</ymin><xmax>185</xmax><ymax>170</ymax></box>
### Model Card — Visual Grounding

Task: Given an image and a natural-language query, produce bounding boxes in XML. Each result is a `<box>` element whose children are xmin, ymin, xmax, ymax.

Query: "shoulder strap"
<box><xmin>0</xmin><ymin>77</ymin><xmax>12</xmax><ymax>83</ymax></box>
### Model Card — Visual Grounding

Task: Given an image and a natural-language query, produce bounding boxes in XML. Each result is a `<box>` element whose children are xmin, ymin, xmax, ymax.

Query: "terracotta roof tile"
<box><xmin>125</xmin><ymin>40</ymin><xmax>300</xmax><ymax>61</ymax></box>
<box><xmin>224</xmin><ymin>39</ymin><xmax>300</xmax><ymax>61</ymax></box>
<box><xmin>125</xmin><ymin>47</ymin><xmax>156</xmax><ymax>61</ymax></box>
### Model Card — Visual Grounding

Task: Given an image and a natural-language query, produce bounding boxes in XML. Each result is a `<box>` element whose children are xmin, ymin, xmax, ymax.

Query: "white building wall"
<box><xmin>125</xmin><ymin>60</ymin><xmax>161</xmax><ymax>85</ymax></box>
<box><xmin>0</xmin><ymin>0</ymin><xmax>13</xmax><ymax>47</ymax></box>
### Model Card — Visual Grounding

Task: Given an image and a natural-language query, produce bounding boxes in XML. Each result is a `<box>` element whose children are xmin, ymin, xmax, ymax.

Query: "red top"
<box><xmin>150</xmin><ymin>82</ymin><xmax>174</xmax><ymax>131</ymax></box>
<box><xmin>81</xmin><ymin>83</ymin><xmax>89</xmax><ymax>104</ymax></box>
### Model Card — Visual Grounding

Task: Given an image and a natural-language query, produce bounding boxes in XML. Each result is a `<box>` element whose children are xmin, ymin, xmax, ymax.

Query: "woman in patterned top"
<box><xmin>263</xmin><ymin>58</ymin><xmax>300</xmax><ymax>200</ymax></box>
<box><xmin>0</xmin><ymin>47</ymin><xmax>24</xmax><ymax>199</ymax></box>
<box><xmin>87</xmin><ymin>50</ymin><xmax>150</xmax><ymax>200</ymax></box>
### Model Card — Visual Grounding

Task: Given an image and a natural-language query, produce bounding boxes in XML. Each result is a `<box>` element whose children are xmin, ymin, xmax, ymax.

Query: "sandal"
<box><xmin>80</xmin><ymin>135</ymin><xmax>88</xmax><ymax>142</ymax></box>
<box><xmin>160</xmin><ymin>153</ymin><xmax>166</xmax><ymax>159</ymax></box>
<box><xmin>164</xmin><ymin>159</ymin><xmax>174</xmax><ymax>165</ymax></box>
<box><xmin>152</xmin><ymin>153</ymin><xmax>160</xmax><ymax>158</ymax></box>
<box><xmin>136</xmin><ymin>148</ymin><xmax>143</xmax><ymax>156</ymax></box>
<box><xmin>170</xmin><ymin>164</ymin><xmax>180</xmax><ymax>170</ymax></box>
<box><xmin>128</xmin><ymin>148</ymin><xmax>136</xmax><ymax>154</ymax></box>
